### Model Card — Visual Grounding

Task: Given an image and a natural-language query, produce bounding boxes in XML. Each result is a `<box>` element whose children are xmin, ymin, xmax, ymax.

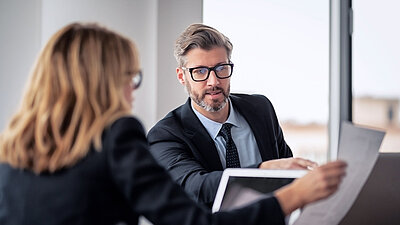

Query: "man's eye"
<box><xmin>193</xmin><ymin>68</ymin><xmax>208</xmax><ymax>75</ymax></box>
<box><xmin>216</xmin><ymin>65</ymin><xmax>227</xmax><ymax>72</ymax></box>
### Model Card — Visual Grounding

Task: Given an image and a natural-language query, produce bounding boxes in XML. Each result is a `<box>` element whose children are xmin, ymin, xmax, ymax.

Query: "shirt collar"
<box><xmin>191</xmin><ymin>98</ymin><xmax>242</xmax><ymax>140</ymax></box>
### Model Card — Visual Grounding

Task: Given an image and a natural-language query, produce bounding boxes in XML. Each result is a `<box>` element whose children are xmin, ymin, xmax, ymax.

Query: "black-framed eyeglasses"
<box><xmin>182</xmin><ymin>63</ymin><xmax>234</xmax><ymax>82</ymax></box>
<box><xmin>129</xmin><ymin>70</ymin><xmax>143</xmax><ymax>89</ymax></box>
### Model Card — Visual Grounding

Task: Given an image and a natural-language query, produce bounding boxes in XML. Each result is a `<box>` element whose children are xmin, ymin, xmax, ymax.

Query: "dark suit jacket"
<box><xmin>147</xmin><ymin>94</ymin><xmax>293</xmax><ymax>207</ymax></box>
<box><xmin>0</xmin><ymin>117</ymin><xmax>285</xmax><ymax>225</ymax></box>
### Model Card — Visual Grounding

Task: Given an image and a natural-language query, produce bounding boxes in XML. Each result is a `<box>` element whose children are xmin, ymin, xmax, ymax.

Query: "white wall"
<box><xmin>41</xmin><ymin>0</ymin><xmax>158</xmax><ymax>131</ymax></box>
<box><xmin>156</xmin><ymin>0</ymin><xmax>202</xmax><ymax>120</ymax></box>
<box><xmin>0</xmin><ymin>0</ymin><xmax>202</xmax><ymax>132</ymax></box>
<box><xmin>0</xmin><ymin>0</ymin><xmax>42</xmax><ymax>130</ymax></box>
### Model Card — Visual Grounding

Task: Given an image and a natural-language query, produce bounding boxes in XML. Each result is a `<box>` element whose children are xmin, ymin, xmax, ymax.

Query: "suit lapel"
<box><xmin>180</xmin><ymin>99</ymin><xmax>223</xmax><ymax>171</ymax></box>
<box><xmin>230</xmin><ymin>95</ymin><xmax>276</xmax><ymax>160</ymax></box>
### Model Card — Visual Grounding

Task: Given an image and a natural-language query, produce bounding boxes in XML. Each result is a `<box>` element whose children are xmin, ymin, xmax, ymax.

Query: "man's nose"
<box><xmin>207</xmin><ymin>70</ymin><xmax>220</xmax><ymax>86</ymax></box>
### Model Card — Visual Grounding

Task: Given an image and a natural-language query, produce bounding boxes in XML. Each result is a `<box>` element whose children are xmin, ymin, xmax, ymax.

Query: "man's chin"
<box><xmin>204</xmin><ymin>100</ymin><xmax>227</xmax><ymax>112</ymax></box>
<box><xmin>191</xmin><ymin>93</ymin><xmax>228</xmax><ymax>112</ymax></box>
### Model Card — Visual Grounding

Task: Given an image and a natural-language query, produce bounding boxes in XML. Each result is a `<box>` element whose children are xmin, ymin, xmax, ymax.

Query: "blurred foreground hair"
<box><xmin>0</xmin><ymin>23</ymin><xmax>140</xmax><ymax>173</ymax></box>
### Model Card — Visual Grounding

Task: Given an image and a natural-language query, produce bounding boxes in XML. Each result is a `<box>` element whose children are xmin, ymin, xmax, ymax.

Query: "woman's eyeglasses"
<box><xmin>128</xmin><ymin>70</ymin><xmax>143</xmax><ymax>89</ymax></box>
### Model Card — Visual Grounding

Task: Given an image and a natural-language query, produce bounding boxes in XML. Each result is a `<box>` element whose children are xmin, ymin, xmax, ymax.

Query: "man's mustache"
<box><xmin>203</xmin><ymin>87</ymin><xmax>224</xmax><ymax>94</ymax></box>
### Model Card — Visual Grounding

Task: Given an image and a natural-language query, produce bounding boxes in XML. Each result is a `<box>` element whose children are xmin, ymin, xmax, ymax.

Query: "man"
<box><xmin>147</xmin><ymin>24</ymin><xmax>317</xmax><ymax>207</ymax></box>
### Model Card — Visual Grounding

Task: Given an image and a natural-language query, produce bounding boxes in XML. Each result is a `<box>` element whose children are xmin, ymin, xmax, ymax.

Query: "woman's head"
<box><xmin>0</xmin><ymin>23</ymin><xmax>141</xmax><ymax>173</ymax></box>
<box><xmin>42</xmin><ymin>22</ymin><xmax>141</xmax><ymax>110</ymax></box>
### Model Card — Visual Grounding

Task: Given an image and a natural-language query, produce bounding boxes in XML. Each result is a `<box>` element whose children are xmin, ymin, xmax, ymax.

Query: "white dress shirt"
<box><xmin>192</xmin><ymin>99</ymin><xmax>262</xmax><ymax>168</ymax></box>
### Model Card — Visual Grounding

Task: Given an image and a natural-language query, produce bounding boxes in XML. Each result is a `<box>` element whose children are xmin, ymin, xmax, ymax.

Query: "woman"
<box><xmin>0</xmin><ymin>23</ymin><xmax>346</xmax><ymax>225</ymax></box>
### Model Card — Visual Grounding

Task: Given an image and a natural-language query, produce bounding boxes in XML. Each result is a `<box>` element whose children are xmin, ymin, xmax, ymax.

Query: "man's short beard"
<box><xmin>195</xmin><ymin>96</ymin><xmax>228</xmax><ymax>112</ymax></box>
<box><xmin>184</xmin><ymin>84</ymin><xmax>229</xmax><ymax>112</ymax></box>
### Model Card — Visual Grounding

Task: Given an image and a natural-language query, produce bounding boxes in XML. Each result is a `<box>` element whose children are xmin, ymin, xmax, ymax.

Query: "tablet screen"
<box><xmin>213</xmin><ymin>169</ymin><xmax>307</xmax><ymax>213</ymax></box>
<box><xmin>220</xmin><ymin>177</ymin><xmax>294</xmax><ymax>211</ymax></box>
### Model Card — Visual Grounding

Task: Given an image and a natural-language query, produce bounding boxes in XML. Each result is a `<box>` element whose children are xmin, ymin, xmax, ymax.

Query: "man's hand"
<box><xmin>274</xmin><ymin>160</ymin><xmax>347</xmax><ymax>216</ymax></box>
<box><xmin>259</xmin><ymin>157</ymin><xmax>318</xmax><ymax>170</ymax></box>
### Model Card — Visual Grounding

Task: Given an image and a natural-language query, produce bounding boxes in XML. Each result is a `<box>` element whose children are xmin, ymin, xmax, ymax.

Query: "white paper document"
<box><xmin>294</xmin><ymin>122</ymin><xmax>385</xmax><ymax>225</ymax></box>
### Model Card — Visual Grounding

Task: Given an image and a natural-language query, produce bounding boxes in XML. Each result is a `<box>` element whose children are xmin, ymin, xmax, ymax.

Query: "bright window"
<box><xmin>204</xmin><ymin>0</ymin><xmax>330</xmax><ymax>163</ymax></box>
<box><xmin>352</xmin><ymin>0</ymin><xmax>400</xmax><ymax>152</ymax></box>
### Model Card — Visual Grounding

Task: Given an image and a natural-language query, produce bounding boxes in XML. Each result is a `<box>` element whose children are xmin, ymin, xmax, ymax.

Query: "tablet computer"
<box><xmin>212</xmin><ymin>168</ymin><xmax>307</xmax><ymax>213</ymax></box>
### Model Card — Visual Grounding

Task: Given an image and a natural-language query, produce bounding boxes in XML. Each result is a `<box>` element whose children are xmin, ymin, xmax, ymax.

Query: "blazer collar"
<box><xmin>230</xmin><ymin>95</ymin><xmax>274</xmax><ymax>160</ymax></box>
<box><xmin>180</xmin><ymin>98</ymin><xmax>223</xmax><ymax>171</ymax></box>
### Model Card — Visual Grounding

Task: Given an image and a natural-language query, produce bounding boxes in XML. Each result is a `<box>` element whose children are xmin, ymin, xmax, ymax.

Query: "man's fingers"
<box><xmin>292</xmin><ymin>158</ymin><xmax>318</xmax><ymax>169</ymax></box>
<box><xmin>260</xmin><ymin>158</ymin><xmax>326</xmax><ymax>170</ymax></box>
<box><xmin>290</xmin><ymin>164</ymin><xmax>310</xmax><ymax>170</ymax></box>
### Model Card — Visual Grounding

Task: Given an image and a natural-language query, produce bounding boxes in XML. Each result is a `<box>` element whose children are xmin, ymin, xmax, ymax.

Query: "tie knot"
<box><xmin>219</xmin><ymin>123</ymin><xmax>233</xmax><ymax>140</ymax></box>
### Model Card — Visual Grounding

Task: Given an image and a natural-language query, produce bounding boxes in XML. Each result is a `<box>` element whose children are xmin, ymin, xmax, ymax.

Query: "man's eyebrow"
<box><xmin>190</xmin><ymin>61</ymin><xmax>229</xmax><ymax>68</ymax></box>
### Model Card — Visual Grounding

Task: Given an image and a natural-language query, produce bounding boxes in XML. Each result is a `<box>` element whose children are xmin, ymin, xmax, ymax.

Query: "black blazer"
<box><xmin>148</xmin><ymin>94</ymin><xmax>293</xmax><ymax>207</ymax></box>
<box><xmin>0</xmin><ymin>117</ymin><xmax>285</xmax><ymax>225</ymax></box>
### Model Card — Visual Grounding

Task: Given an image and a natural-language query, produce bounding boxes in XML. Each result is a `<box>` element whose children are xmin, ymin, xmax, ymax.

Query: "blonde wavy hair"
<box><xmin>0</xmin><ymin>23</ymin><xmax>140</xmax><ymax>173</ymax></box>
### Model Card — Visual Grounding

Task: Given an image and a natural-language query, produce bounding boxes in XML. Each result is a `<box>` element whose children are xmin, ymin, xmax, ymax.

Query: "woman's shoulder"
<box><xmin>109</xmin><ymin>116</ymin><xmax>145</xmax><ymax>132</ymax></box>
<box><xmin>102</xmin><ymin>116</ymin><xmax>147</xmax><ymax>148</ymax></box>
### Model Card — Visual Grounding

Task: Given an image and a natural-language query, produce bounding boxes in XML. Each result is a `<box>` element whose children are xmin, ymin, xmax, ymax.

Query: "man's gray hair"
<box><xmin>174</xmin><ymin>23</ymin><xmax>233</xmax><ymax>67</ymax></box>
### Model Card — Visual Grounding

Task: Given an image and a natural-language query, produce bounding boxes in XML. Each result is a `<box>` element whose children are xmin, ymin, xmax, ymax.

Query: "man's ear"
<box><xmin>177</xmin><ymin>67</ymin><xmax>185</xmax><ymax>85</ymax></box>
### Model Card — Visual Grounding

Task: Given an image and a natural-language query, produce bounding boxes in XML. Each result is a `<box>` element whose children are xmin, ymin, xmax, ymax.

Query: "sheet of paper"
<box><xmin>294</xmin><ymin>122</ymin><xmax>385</xmax><ymax>225</ymax></box>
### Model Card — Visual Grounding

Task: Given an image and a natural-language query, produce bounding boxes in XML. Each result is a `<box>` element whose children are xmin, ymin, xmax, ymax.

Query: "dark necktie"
<box><xmin>219</xmin><ymin>123</ymin><xmax>241</xmax><ymax>168</ymax></box>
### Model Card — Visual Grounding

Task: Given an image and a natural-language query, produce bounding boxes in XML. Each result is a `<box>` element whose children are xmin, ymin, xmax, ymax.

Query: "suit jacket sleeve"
<box><xmin>147</xmin><ymin>126</ymin><xmax>222</xmax><ymax>207</ymax></box>
<box><xmin>103</xmin><ymin>117</ymin><xmax>286</xmax><ymax>225</ymax></box>
<box><xmin>147</xmin><ymin>95</ymin><xmax>293</xmax><ymax>207</ymax></box>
